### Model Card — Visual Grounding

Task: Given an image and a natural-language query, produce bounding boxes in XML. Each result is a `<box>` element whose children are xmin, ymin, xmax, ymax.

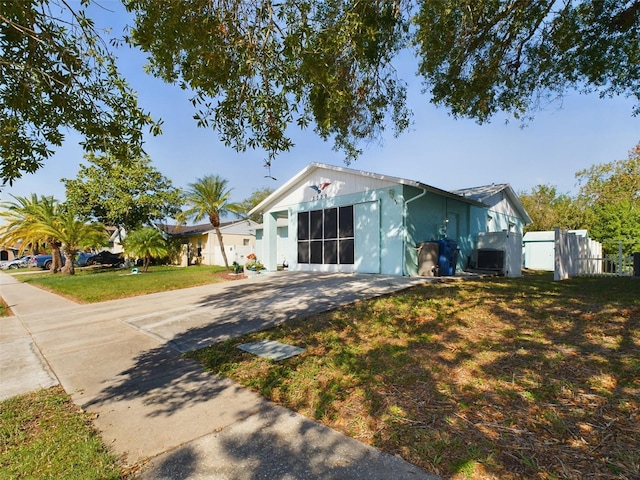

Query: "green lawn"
<box><xmin>16</xmin><ymin>265</ymin><xmax>232</xmax><ymax>303</ymax></box>
<box><xmin>187</xmin><ymin>273</ymin><xmax>640</xmax><ymax>480</ymax></box>
<box><xmin>0</xmin><ymin>298</ymin><xmax>9</xmax><ymax>317</ymax></box>
<box><xmin>0</xmin><ymin>387</ymin><xmax>123</xmax><ymax>480</ymax></box>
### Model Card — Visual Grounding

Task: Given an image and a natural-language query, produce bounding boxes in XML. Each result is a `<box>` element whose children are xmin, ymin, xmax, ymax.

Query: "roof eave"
<box><xmin>249</xmin><ymin>162</ymin><xmax>488</xmax><ymax>214</ymax></box>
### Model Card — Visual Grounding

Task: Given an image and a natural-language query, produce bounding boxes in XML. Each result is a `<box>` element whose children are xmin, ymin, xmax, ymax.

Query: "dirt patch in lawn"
<box><xmin>212</xmin><ymin>271</ymin><xmax>247</xmax><ymax>281</ymax></box>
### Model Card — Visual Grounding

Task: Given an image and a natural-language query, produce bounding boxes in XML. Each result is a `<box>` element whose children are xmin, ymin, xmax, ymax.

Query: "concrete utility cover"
<box><xmin>237</xmin><ymin>340</ymin><xmax>305</xmax><ymax>361</ymax></box>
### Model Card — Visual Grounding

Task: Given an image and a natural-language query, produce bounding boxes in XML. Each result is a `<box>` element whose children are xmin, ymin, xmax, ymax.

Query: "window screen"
<box><xmin>298</xmin><ymin>211</ymin><xmax>309</xmax><ymax>240</ymax></box>
<box><xmin>339</xmin><ymin>238</ymin><xmax>355</xmax><ymax>264</ymax></box>
<box><xmin>297</xmin><ymin>205</ymin><xmax>354</xmax><ymax>265</ymax></box>
<box><xmin>324</xmin><ymin>240</ymin><xmax>338</xmax><ymax>264</ymax></box>
<box><xmin>339</xmin><ymin>206</ymin><xmax>354</xmax><ymax>238</ymax></box>
<box><xmin>310</xmin><ymin>241</ymin><xmax>323</xmax><ymax>263</ymax></box>
<box><xmin>297</xmin><ymin>242</ymin><xmax>309</xmax><ymax>263</ymax></box>
<box><xmin>310</xmin><ymin>210</ymin><xmax>323</xmax><ymax>239</ymax></box>
<box><xmin>324</xmin><ymin>208</ymin><xmax>337</xmax><ymax>239</ymax></box>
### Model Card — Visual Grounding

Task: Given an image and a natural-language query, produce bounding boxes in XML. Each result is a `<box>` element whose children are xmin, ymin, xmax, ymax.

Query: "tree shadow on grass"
<box><xmin>389</xmin><ymin>274</ymin><xmax>640</xmax><ymax>478</ymax></box>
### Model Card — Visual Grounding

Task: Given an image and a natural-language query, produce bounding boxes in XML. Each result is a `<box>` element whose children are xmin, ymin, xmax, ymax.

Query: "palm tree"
<box><xmin>0</xmin><ymin>194</ymin><xmax>63</xmax><ymax>271</ymax></box>
<box><xmin>43</xmin><ymin>210</ymin><xmax>107</xmax><ymax>275</ymax></box>
<box><xmin>0</xmin><ymin>194</ymin><xmax>106</xmax><ymax>274</ymax></box>
<box><xmin>122</xmin><ymin>227</ymin><xmax>169</xmax><ymax>272</ymax></box>
<box><xmin>178</xmin><ymin>175</ymin><xmax>238</xmax><ymax>270</ymax></box>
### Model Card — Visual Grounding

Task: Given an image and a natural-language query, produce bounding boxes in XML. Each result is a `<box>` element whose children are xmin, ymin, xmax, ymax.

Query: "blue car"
<box><xmin>32</xmin><ymin>252</ymin><xmax>94</xmax><ymax>270</ymax></box>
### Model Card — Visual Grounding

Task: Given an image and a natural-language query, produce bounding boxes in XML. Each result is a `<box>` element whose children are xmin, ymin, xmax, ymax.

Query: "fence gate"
<box><xmin>554</xmin><ymin>228</ymin><xmax>635</xmax><ymax>280</ymax></box>
<box><xmin>579</xmin><ymin>242</ymin><xmax>634</xmax><ymax>277</ymax></box>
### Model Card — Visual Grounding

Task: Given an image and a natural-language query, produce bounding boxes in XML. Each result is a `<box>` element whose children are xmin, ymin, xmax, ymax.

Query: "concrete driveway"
<box><xmin>119</xmin><ymin>271</ymin><xmax>431</xmax><ymax>352</ymax></box>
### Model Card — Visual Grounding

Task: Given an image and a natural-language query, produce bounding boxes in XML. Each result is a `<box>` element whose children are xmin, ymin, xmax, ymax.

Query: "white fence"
<box><xmin>554</xmin><ymin>228</ymin><xmax>635</xmax><ymax>280</ymax></box>
<box><xmin>204</xmin><ymin>245</ymin><xmax>254</xmax><ymax>267</ymax></box>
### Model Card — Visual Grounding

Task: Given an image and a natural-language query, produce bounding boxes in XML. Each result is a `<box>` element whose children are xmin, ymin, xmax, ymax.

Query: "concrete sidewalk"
<box><xmin>0</xmin><ymin>271</ymin><xmax>441</xmax><ymax>479</ymax></box>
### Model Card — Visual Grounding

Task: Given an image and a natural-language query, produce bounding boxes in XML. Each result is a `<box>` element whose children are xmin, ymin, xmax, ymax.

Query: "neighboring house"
<box><xmin>158</xmin><ymin>220</ymin><xmax>258</xmax><ymax>266</ymax></box>
<box><xmin>0</xmin><ymin>247</ymin><xmax>19</xmax><ymax>262</ymax></box>
<box><xmin>107</xmin><ymin>226</ymin><xmax>127</xmax><ymax>254</ymax></box>
<box><xmin>1</xmin><ymin>239</ymin><xmax>32</xmax><ymax>261</ymax></box>
<box><xmin>522</xmin><ymin>230</ymin><xmax>589</xmax><ymax>271</ymax></box>
<box><xmin>249</xmin><ymin>163</ymin><xmax>531</xmax><ymax>276</ymax></box>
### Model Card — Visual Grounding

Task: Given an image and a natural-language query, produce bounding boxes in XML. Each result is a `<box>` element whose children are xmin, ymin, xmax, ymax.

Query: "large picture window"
<box><xmin>298</xmin><ymin>205</ymin><xmax>354</xmax><ymax>265</ymax></box>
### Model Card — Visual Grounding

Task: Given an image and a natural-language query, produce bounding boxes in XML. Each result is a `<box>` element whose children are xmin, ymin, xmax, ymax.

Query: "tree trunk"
<box><xmin>51</xmin><ymin>242</ymin><xmax>63</xmax><ymax>273</ymax></box>
<box><xmin>61</xmin><ymin>252</ymin><xmax>75</xmax><ymax>275</ymax></box>
<box><xmin>209</xmin><ymin>211</ymin><xmax>230</xmax><ymax>270</ymax></box>
<box><xmin>215</xmin><ymin>227</ymin><xmax>230</xmax><ymax>270</ymax></box>
<box><xmin>143</xmin><ymin>255</ymin><xmax>151</xmax><ymax>272</ymax></box>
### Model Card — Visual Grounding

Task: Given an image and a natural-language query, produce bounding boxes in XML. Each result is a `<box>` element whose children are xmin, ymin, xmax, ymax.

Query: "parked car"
<box><xmin>75</xmin><ymin>252</ymin><xmax>94</xmax><ymax>267</ymax></box>
<box><xmin>0</xmin><ymin>255</ymin><xmax>32</xmax><ymax>270</ymax></box>
<box><xmin>31</xmin><ymin>254</ymin><xmax>52</xmax><ymax>269</ymax></box>
<box><xmin>32</xmin><ymin>252</ymin><xmax>95</xmax><ymax>270</ymax></box>
<box><xmin>86</xmin><ymin>251</ymin><xmax>124</xmax><ymax>267</ymax></box>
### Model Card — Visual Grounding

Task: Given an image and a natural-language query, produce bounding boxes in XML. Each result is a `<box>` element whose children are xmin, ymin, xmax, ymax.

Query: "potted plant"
<box><xmin>245</xmin><ymin>253</ymin><xmax>264</xmax><ymax>273</ymax></box>
<box><xmin>231</xmin><ymin>261</ymin><xmax>244</xmax><ymax>274</ymax></box>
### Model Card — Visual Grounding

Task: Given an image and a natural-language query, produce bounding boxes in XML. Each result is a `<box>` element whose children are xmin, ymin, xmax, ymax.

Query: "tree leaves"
<box><xmin>519</xmin><ymin>184</ymin><xmax>581</xmax><ymax>232</ymax></box>
<box><xmin>0</xmin><ymin>194</ymin><xmax>107</xmax><ymax>274</ymax></box>
<box><xmin>576</xmin><ymin>144</ymin><xmax>640</xmax><ymax>255</ymax></box>
<box><xmin>179</xmin><ymin>174</ymin><xmax>239</xmax><ymax>269</ymax></box>
<box><xmin>62</xmin><ymin>153</ymin><xmax>183</xmax><ymax>231</ymax></box>
<box><xmin>0</xmin><ymin>1</ymin><xmax>161</xmax><ymax>185</ymax></box>
<box><xmin>521</xmin><ymin>143</ymin><xmax>640</xmax><ymax>256</ymax></box>
<box><xmin>2</xmin><ymin>1</ymin><xmax>639</xmax><ymax>180</ymax></box>
<box><xmin>415</xmin><ymin>0</ymin><xmax>640</xmax><ymax>123</ymax></box>
<box><xmin>122</xmin><ymin>226</ymin><xmax>169</xmax><ymax>272</ymax></box>
<box><xmin>125</xmin><ymin>0</ymin><xmax>412</xmax><ymax>166</ymax></box>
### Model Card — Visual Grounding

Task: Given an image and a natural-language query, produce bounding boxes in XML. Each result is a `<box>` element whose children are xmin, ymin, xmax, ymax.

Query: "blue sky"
<box><xmin>3</xmin><ymin>1</ymin><xmax>639</xmax><ymax>213</ymax></box>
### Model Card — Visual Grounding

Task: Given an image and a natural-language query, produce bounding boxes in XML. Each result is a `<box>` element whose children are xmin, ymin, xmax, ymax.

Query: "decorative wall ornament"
<box><xmin>309</xmin><ymin>182</ymin><xmax>331</xmax><ymax>194</ymax></box>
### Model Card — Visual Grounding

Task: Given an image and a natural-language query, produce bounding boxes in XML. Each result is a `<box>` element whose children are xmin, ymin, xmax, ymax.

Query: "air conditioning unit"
<box><xmin>470</xmin><ymin>248</ymin><xmax>505</xmax><ymax>271</ymax></box>
<box><xmin>468</xmin><ymin>231</ymin><xmax>523</xmax><ymax>277</ymax></box>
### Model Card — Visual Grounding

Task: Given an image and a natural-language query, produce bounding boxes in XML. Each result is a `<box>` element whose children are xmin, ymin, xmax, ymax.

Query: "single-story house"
<box><xmin>157</xmin><ymin>220</ymin><xmax>257</xmax><ymax>266</ymax></box>
<box><xmin>0</xmin><ymin>246</ymin><xmax>19</xmax><ymax>262</ymax></box>
<box><xmin>1</xmin><ymin>237</ymin><xmax>37</xmax><ymax>260</ymax></box>
<box><xmin>522</xmin><ymin>229</ymin><xmax>589</xmax><ymax>271</ymax></box>
<box><xmin>249</xmin><ymin>163</ymin><xmax>531</xmax><ymax>276</ymax></box>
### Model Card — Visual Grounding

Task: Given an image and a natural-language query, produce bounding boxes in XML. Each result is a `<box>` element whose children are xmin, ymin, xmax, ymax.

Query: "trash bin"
<box><xmin>437</xmin><ymin>238</ymin><xmax>458</xmax><ymax>276</ymax></box>
<box><xmin>634</xmin><ymin>252</ymin><xmax>640</xmax><ymax>277</ymax></box>
<box><xmin>418</xmin><ymin>242</ymin><xmax>439</xmax><ymax>277</ymax></box>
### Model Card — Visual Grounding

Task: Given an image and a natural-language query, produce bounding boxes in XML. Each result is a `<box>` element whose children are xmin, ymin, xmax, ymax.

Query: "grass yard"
<box><xmin>16</xmin><ymin>265</ymin><xmax>232</xmax><ymax>303</ymax></box>
<box><xmin>188</xmin><ymin>273</ymin><xmax>640</xmax><ymax>480</ymax></box>
<box><xmin>0</xmin><ymin>298</ymin><xmax>10</xmax><ymax>317</ymax></box>
<box><xmin>0</xmin><ymin>387</ymin><xmax>123</xmax><ymax>480</ymax></box>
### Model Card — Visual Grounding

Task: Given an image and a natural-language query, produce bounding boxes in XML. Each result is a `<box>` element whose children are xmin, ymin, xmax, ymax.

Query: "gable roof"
<box><xmin>453</xmin><ymin>184</ymin><xmax>532</xmax><ymax>225</ymax></box>
<box><xmin>157</xmin><ymin>220</ymin><xmax>257</xmax><ymax>238</ymax></box>
<box><xmin>157</xmin><ymin>223</ymin><xmax>213</xmax><ymax>237</ymax></box>
<box><xmin>249</xmin><ymin>162</ymin><xmax>485</xmax><ymax>215</ymax></box>
<box><xmin>452</xmin><ymin>183</ymin><xmax>511</xmax><ymax>201</ymax></box>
